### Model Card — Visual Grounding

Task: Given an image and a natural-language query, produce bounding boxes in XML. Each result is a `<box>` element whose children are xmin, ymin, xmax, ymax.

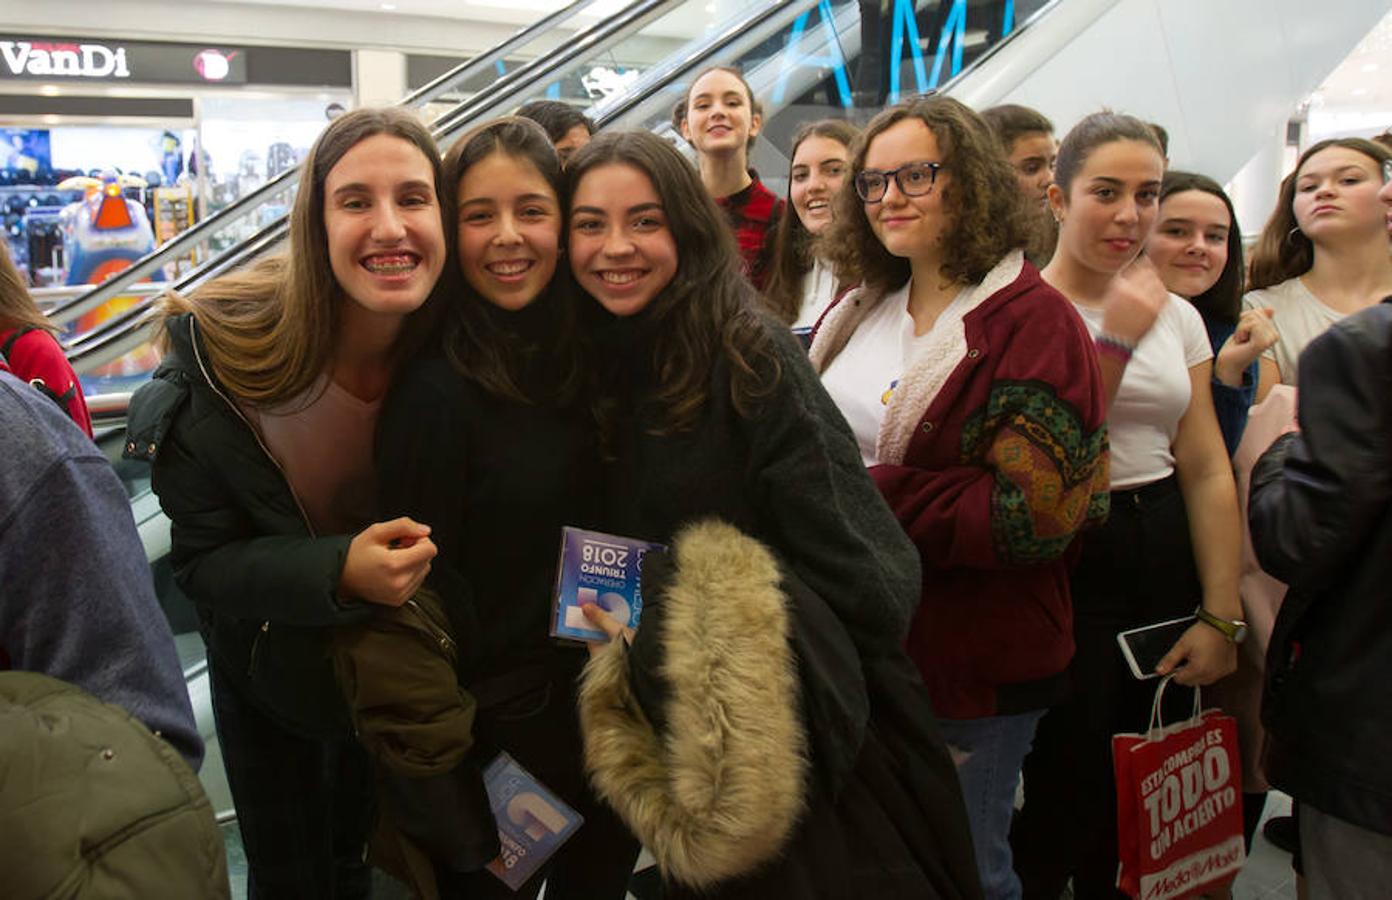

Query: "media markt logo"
<box><xmin>0</xmin><ymin>41</ymin><xmax>132</xmax><ymax>79</ymax></box>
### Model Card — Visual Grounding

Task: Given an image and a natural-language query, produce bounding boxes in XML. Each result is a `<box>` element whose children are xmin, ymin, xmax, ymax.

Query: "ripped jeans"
<box><xmin>937</xmin><ymin>710</ymin><xmax>1046</xmax><ymax>900</ymax></box>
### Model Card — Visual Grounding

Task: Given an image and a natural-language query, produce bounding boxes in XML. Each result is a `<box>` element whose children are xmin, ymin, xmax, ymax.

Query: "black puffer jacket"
<box><xmin>124</xmin><ymin>313</ymin><xmax>367</xmax><ymax>737</ymax></box>
<box><xmin>1249</xmin><ymin>299</ymin><xmax>1392</xmax><ymax>836</ymax></box>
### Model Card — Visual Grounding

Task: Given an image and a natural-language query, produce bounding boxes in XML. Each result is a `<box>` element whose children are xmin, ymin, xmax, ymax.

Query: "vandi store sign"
<box><xmin>0</xmin><ymin>37</ymin><xmax>248</xmax><ymax>84</ymax></box>
<box><xmin>1</xmin><ymin>41</ymin><xmax>131</xmax><ymax>78</ymax></box>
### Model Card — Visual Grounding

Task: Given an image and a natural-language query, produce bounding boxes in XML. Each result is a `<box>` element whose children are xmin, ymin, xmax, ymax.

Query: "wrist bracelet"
<box><xmin>1095</xmin><ymin>333</ymin><xmax>1136</xmax><ymax>363</ymax></box>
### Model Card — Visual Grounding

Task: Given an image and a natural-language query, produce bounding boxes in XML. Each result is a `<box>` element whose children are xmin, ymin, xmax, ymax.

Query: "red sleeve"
<box><xmin>7</xmin><ymin>330</ymin><xmax>93</xmax><ymax>438</ymax></box>
<box><xmin>870</xmin><ymin>294</ymin><xmax>1110</xmax><ymax>569</ymax></box>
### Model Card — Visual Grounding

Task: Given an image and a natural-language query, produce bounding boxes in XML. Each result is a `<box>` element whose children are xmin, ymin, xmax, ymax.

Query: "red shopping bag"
<box><xmin>1113</xmin><ymin>676</ymin><xmax>1244</xmax><ymax>899</ymax></box>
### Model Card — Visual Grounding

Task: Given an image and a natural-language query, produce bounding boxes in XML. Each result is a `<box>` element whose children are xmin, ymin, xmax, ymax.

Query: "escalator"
<box><xmin>67</xmin><ymin>0</ymin><xmax>1055</xmax><ymax>383</ymax></box>
<box><xmin>84</xmin><ymin>0</ymin><xmax>1391</xmax><ymax>825</ymax></box>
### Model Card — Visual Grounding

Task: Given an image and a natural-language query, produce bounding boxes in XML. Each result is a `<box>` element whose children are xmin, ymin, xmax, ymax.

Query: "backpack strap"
<box><xmin>0</xmin><ymin>326</ymin><xmax>35</xmax><ymax>360</ymax></box>
<box><xmin>0</xmin><ymin>327</ymin><xmax>78</xmax><ymax>414</ymax></box>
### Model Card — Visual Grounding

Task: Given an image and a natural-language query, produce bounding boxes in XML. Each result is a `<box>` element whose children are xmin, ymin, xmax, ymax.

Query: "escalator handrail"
<box><xmin>592</xmin><ymin>0</ymin><xmax>1066</xmax><ymax>129</ymax></box>
<box><xmin>429</xmin><ymin>0</ymin><xmax>680</xmax><ymax>139</ymax></box>
<box><xmin>64</xmin><ymin>0</ymin><xmax>687</xmax><ymax>367</ymax></box>
<box><xmin>589</xmin><ymin>0</ymin><xmax>816</xmax><ymax>128</ymax></box>
<box><xmin>400</xmin><ymin>0</ymin><xmax>599</xmax><ymax>109</ymax></box>
<box><xmin>47</xmin><ymin>0</ymin><xmax>612</xmax><ymax>332</ymax></box>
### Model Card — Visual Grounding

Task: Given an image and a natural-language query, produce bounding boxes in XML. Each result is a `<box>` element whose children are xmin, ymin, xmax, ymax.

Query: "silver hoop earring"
<box><xmin>1285</xmin><ymin>225</ymin><xmax>1303</xmax><ymax>244</ymax></box>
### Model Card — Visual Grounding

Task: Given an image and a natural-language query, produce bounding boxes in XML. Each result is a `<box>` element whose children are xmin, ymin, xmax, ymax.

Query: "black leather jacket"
<box><xmin>1249</xmin><ymin>299</ymin><xmax>1392</xmax><ymax>836</ymax></box>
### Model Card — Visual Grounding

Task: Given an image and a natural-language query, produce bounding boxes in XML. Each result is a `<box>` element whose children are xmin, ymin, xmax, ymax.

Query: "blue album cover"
<box><xmin>483</xmin><ymin>752</ymin><xmax>584</xmax><ymax>890</ymax></box>
<box><xmin>550</xmin><ymin>526</ymin><xmax>665</xmax><ymax>643</ymax></box>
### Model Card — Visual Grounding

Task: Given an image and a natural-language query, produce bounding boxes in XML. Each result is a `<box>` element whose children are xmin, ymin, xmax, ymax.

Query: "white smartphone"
<box><xmin>1116</xmin><ymin>616</ymin><xmax>1196</xmax><ymax>680</ymax></box>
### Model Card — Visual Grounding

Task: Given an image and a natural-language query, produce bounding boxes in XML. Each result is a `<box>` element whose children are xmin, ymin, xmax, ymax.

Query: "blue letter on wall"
<box><xmin>887</xmin><ymin>0</ymin><xmax>929</xmax><ymax>103</ymax></box>
<box><xmin>774</xmin><ymin>0</ymin><xmax>853</xmax><ymax>108</ymax></box>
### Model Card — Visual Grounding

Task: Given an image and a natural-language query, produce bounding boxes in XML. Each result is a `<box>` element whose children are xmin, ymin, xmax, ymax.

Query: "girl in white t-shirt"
<box><xmin>763</xmin><ymin>119</ymin><xmax>859</xmax><ymax>338</ymax></box>
<box><xmin>1245</xmin><ymin>138</ymin><xmax>1392</xmax><ymax>399</ymax></box>
<box><xmin>1013</xmin><ymin>112</ymin><xmax>1244</xmax><ymax>898</ymax></box>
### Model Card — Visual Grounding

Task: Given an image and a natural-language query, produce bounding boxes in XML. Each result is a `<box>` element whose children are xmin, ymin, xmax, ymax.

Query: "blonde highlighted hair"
<box><xmin>159</xmin><ymin>106</ymin><xmax>446</xmax><ymax>405</ymax></box>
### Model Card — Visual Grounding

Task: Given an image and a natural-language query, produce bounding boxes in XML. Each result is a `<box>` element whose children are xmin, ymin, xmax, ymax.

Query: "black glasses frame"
<box><xmin>854</xmin><ymin>161</ymin><xmax>943</xmax><ymax>203</ymax></box>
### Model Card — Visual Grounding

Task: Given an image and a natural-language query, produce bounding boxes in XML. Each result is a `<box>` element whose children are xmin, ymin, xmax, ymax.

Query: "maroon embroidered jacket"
<box><xmin>811</xmin><ymin>253</ymin><xmax>1110</xmax><ymax>718</ymax></box>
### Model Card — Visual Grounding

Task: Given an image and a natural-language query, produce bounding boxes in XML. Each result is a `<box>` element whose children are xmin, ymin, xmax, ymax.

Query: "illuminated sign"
<box><xmin>0</xmin><ymin>36</ymin><xmax>250</xmax><ymax>85</ymax></box>
<box><xmin>0</xmin><ymin>41</ymin><xmax>131</xmax><ymax>79</ymax></box>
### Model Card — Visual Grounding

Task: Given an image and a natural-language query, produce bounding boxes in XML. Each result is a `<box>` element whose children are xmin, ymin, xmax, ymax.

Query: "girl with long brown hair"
<box><xmin>567</xmin><ymin>129</ymin><xmax>980</xmax><ymax>899</ymax></box>
<box><xmin>762</xmin><ymin>119</ymin><xmax>859</xmax><ymax>335</ymax></box>
<box><xmin>125</xmin><ymin>106</ymin><xmax>447</xmax><ymax>899</ymax></box>
<box><xmin>1245</xmin><ymin>137</ymin><xmax>1392</xmax><ymax>402</ymax></box>
<box><xmin>341</xmin><ymin>117</ymin><xmax>639</xmax><ymax>900</ymax></box>
<box><xmin>0</xmin><ymin>240</ymin><xmax>91</xmax><ymax>435</ymax></box>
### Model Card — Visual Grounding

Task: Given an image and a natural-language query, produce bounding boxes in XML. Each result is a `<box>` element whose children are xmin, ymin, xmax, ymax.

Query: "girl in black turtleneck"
<box><xmin>564</xmin><ymin>130</ymin><xmax>982</xmax><ymax>900</ymax></box>
<box><xmin>348</xmin><ymin>117</ymin><xmax>639</xmax><ymax>900</ymax></box>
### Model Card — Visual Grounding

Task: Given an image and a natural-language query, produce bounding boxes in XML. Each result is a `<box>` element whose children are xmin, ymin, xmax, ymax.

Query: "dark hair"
<box><xmin>1158</xmin><ymin>171</ymin><xmax>1244</xmax><ymax>324</ymax></box>
<box><xmin>763</xmin><ymin>119</ymin><xmax>860</xmax><ymax>323</ymax></box>
<box><xmin>980</xmin><ymin>104</ymin><xmax>1054</xmax><ymax>153</ymax></box>
<box><xmin>565</xmin><ymin>130</ymin><xmax>779</xmax><ymax>433</ymax></box>
<box><xmin>514</xmin><ymin>99</ymin><xmax>595</xmax><ymax>144</ymax></box>
<box><xmin>820</xmin><ymin>95</ymin><xmax>1031</xmax><ymax>295</ymax></box>
<box><xmin>1248</xmin><ymin>137</ymin><xmax>1392</xmax><ymax>291</ymax></box>
<box><xmin>1148</xmin><ymin>122</ymin><xmax>1170</xmax><ymax>156</ymax></box>
<box><xmin>680</xmin><ymin>66</ymin><xmax>763</xmax><ymax>151</ymax></box>
<box><xmin>1373</xmin><ymin>130</ymin><xmax>1392</xmax><ymax>153</ymax></box>
<box><xmin>1054</xmin><ymin>111</ymin><xmax>1163</xmax><ymax>196</ymax></box>
<box><xmin>440</xmin><ymin>116</ymin><xmax>577</xmax><ymax>402</ymax></box>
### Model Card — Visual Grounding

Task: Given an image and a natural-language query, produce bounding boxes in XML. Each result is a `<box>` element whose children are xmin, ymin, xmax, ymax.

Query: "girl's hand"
<box><xmin>339</xmin><ymin>517</ymin><xmax>436</xmax><ymax>607</ymax></box>
<box><xmin>1155</xmin><ymin>622</ymin><xmax>1237</xmax><ymax>686</ymax></box>
<box><xmin>1101</xmin><ymin>256</ymin><xmax>1169</xmax><ymax>346</ymax></box>
<box><xmin>582</xmin><ymin>602</ymin><xmax>635</xmax><ymax>658</ymax></box>
<box><xmin>1215</xmin><ymin>307</ymin><xmax>1279</xmax><ymax>387</ymax></box>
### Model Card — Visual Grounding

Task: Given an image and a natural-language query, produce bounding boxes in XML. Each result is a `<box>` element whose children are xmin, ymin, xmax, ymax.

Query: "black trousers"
<box><xmin>1013</xmin><ymin>476</ymin><xmax>1203</xmax><ymax>900</ymax></box>
<box><xmin>209</xmin><ymin>662</ymin><xmax>375</xmax><ymax>900</ymax></box>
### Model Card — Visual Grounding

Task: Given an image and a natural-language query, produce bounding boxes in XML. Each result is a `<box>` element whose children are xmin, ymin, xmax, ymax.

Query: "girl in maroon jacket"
<box><xmin>812</xmin><ymin>95</ymin><xmax>1109</xmax><ymax>900</ymax></box>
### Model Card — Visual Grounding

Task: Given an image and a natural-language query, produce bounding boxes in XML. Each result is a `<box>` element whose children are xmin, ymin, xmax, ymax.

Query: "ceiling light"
<box><xmin>381</xmin><ymin>3</ymin><xmax>397</xmax><ymax>9</ymax></box>
<box><xmin>1352</xmin><ymin>87</ymin><xmax>1369</xmax><ymax>96</ymax></box>
<box><xmin>1361</xmin><ymin>62</ymin><xmax>1379</xmax><ymax>72</ymax></box>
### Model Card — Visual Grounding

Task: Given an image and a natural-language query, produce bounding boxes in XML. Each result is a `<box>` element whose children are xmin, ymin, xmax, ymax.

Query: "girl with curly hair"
<box><xmin>812</xmin><ymin>94</ymin><xmax>1110</xmax><ymax>900</ymax></box>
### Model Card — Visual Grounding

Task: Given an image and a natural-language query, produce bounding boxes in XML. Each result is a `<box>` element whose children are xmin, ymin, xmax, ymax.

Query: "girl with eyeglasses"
<box><xmin>1011</xmin><ymin>112</ymin><xmax>1242</xmax><ymax>899</ymax></box>
<box><xmin>812</xmin><ymin>95</ymin><xmax>1109</xmax><ymax>900</ymax></box>
<box><xmin>1245</xmin><ymin>138</ymin><xmax>1392</xmax><ymax>402</ymax></box>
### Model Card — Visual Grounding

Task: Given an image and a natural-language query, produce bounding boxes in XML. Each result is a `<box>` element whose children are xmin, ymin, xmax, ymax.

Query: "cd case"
<box><xmin>483</xmin><ymin>752</ymin><xmax>584</xmax><ymax>890</ymax></box>
<box><xmin>550</xmin><ymin>526</ymin><xmax>666</xmax><ymax>643</ymax></box>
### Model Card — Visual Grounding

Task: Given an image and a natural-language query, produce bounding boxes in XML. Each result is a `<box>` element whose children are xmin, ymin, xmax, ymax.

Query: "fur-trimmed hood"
<box><xmin>577</xmin><ymin>520</ymin><xmax>809</xmax><ymax>890</ymax></box>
